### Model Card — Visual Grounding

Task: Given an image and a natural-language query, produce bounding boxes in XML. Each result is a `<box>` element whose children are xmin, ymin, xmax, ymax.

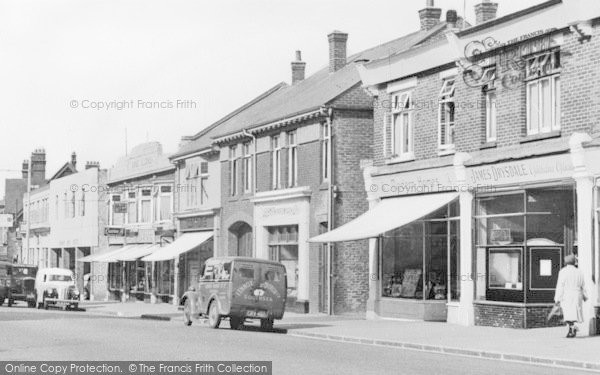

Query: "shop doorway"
<box><xmin>230</xmin><ymin>221</ymin><xmax>253</xmax><ymax>257</ymax></box>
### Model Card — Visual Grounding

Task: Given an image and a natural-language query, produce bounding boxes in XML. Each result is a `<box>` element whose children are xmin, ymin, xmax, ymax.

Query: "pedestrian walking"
<box><xmin>554</xmin><ymin>254</ymin><xmax>588</xmax><ymax>338</ymax></box>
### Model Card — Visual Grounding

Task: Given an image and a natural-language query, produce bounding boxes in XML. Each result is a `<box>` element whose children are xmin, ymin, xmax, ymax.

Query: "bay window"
<box><xmin>391</xmin><ymin>91</ymin><xmax>414</xmax><ymax>160</ymax></box>
<box><xmin>526</xmin><ymin>50</ymin><xmax>561</xmax><ymax>135</ymax></box>
<box><xmin>438</xmin><ymin>78</ymin><xmax>456</xmax><ymax>150</ymax></box>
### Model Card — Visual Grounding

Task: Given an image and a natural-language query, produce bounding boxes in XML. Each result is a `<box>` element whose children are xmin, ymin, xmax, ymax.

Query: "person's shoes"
<box><xmin>566</xmin><ymin>327</ymin><xmax>575</xmax><ymax>338</ymax></box>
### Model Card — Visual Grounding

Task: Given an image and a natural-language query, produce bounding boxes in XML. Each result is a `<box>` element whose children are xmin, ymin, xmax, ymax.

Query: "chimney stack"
<box><xmin>446</xmin><ymin>10</ymin><xmax>458</xmax><ymax>28</ymax></box>
<box><xmin>475</xmin><ymin>0</ymin><xmax>498</xmax><ymax>25</ymax></box>
<box><xmin>22</xmin><ymin>160</ymin><xmax>29</xmax><ymax>179</ymax></box>
<box><xmin>85</xmin><ymin>161</ymin><xmax>100</xmax><ymax>170</ymax></box>
<box><xmin>71</xmin><ymin>152</ymin><xmax>77</xmax><ymax>170</ymax></box>
<box><xmin>419</xmin><ymin>0</ymin><xmax>442</xmax><ymax>31</ymax></box>
<box><xmin>328</xmin><ymin>31</ymin><xmax>348</xmax><ymax>73</ymax></box>
<box><xmin>291</xmin><ymin>50</ymin><xmax>306</xmax><ymax>84</ymax></box>
<box><xmin>30</xmin><ymin>148</ymin><xmax>46</xmax><ymax>186</ymax></box>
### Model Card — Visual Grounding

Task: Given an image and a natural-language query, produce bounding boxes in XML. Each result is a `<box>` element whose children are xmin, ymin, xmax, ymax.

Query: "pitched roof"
<box><xmin>171</xmin><ymin>23</ymin><xmax>448</xmax><ymax>157</ymax></box>
<box><xmin>49</xmin><ymin>162</ymin><xmax>77</xmax><ymax>182</ymax></box>
<box><xmin>170</xmin><ymin>82</ymin><xmax>288</xmax><ymax>159</ymax></box>
<box><xmin>211</xmin><ymin>24</ymin><xmax>448</xmax><ymax>140</ymax></box>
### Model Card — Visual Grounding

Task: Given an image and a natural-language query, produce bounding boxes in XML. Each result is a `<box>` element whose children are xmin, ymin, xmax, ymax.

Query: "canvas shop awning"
<box><xmin>309</xmin><ymin>192</ymin><xmax>458</xmax><ymax>243</ymax></box>
<box><xmin>77</xmin><ymin>246</ymin><xmax>129</xmax><ymax>263</ymax></box>
<box><xmin>142</xmin><ymin>232</ymin><xmax>213</xmax><ymax>262</ymax></box>
<box><xmin>113</xmin><ymin>244</ymin><xmax>159</xmax><ymax>262</ymax></box>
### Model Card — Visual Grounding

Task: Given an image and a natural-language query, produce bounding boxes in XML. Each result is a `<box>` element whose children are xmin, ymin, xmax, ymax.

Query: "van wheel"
<box><xmin>229</xmin><ymin>316</ymin><xmax>242</xmax><ymax>330</ymax></box>
<box><xmin>183</xmin><ymin>299</ymin><xmax>192</xmax><ymax>326</ymax></box>
<box><xmin>260</xmin><ymin>318</ymin><xmax>274</xmax><ymax>331</ymax></box>
<box><xmin>207</xmin><ymin>301</ymin><xmax>221</xmax><ymax>329</ymax></box>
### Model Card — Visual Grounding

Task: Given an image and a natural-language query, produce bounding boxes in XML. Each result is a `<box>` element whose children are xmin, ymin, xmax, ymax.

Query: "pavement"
<box><xmin>64</xmin><ymin>301</ymin><xmax>600</xmax><ymax>372</ymax></box>
<box><xmin>1</xmin><ymin>306</ymin><xmax>580</xmax><ymax>375</ymax></box>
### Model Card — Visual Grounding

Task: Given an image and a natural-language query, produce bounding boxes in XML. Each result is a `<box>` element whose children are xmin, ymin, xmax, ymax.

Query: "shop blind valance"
<box><xmin>309</xmin><ymin>192</ymin><xmax>458</xmax><ymax>243</ymax></box>
<box><xmin>142</xmin><ymin>231</ymin><xmax>213</xmax><ymax>262</ymax></box>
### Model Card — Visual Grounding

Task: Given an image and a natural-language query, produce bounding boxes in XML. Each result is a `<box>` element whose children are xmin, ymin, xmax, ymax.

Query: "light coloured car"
<box><xmin>35</xmin><ymin>268</ymin><xmax>80</xmax><ymax>310</ymax></box>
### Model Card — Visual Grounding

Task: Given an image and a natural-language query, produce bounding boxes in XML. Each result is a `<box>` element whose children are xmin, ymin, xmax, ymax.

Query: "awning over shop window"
<box><xmin>114</xmin><ymin>244</ymin><xmax>158</xmax><ymax>262</ymax></box>
<box><xmin>78</xmin><ymin>246</ymin><xmax>128</xmax><ymax>263</ymax></box>
<box><xmin>309</xmin><ymin>192</ymin><xmax>458</xmax><ymax>243</ymax></box>
<box><xmin>142</xmin><ymin>232</ymin><xmax>213</xmax><ymax>262</ymax></box>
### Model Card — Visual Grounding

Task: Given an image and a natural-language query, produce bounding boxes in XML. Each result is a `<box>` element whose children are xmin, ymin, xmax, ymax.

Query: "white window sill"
<box><xmin>385</xmin><ymin>153</ymin><xmax>415</xmax><ymax>164</ymax></box>
<box><xmin>437</xmin><ymin>147</ymin><xmax>455</xmax><ymax>156</ymax></box>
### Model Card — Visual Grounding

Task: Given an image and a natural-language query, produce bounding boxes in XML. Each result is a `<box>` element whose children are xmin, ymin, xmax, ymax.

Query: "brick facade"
<box><xmin>474</xmin><ymin>303</ymin><xmax>563</xmax><ymax>329</ymax></box>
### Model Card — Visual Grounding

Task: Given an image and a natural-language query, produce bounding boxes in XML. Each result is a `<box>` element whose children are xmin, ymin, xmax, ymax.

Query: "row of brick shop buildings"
<box><xmin>9</xmin><ymin>0</ymin><xmax>600</xmax><ymax>332</ymax></box>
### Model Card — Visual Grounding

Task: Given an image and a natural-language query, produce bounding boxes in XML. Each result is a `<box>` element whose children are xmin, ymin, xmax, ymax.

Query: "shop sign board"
<box><xmin>370</xmin><ymin>166</ymin><xmax>458</xmax><ymax>198</ymax></box>
<box><xmin>467</xmin><ymin>154</ymin><xmax>573</xmax><ymax>187</ymax></box>
<box><xmin>180</xmin><ymin>215</ymin><xmax>213</xmax><ymax>231</ymax></box>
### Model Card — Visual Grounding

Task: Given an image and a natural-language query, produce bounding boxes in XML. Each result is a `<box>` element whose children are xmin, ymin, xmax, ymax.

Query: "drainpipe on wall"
<box><xmin>323</xmin><ymin>107</ymin><xmax>334</xmax><ymax>316</ymax></box>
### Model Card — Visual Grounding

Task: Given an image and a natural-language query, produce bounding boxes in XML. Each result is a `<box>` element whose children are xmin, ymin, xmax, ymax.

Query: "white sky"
<box><xmin>0</xmin><ymin>0</ymin><xmax>545</xmax><ymax>198</ymax></box>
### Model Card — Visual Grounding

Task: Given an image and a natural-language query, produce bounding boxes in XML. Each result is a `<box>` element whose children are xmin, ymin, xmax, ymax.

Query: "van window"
<box><xmin>203</xmin><ymin>264</ymin><xmax>215</xmax><ymax>280</ymax></box>
<box><xmin>215</xmin><ymin>262</ymin><xmax>231</xmax><ymax>281</ymax></box>
<box><xmin>265</xmin><ymin>268</ymin><xmax>283</xmax><ymax>282</ymax></box>
<box><xmin>238</xmin><ymin>267</ymin><xmax>255</xmax><ymax>279</ymax></box>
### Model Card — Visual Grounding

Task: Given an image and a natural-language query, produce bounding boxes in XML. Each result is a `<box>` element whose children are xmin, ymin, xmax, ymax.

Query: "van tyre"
<box><xmin>229</xmin><ymin>316</ymin><xmax>242</xmax><ymax>330</ymax></box>
<box><xmin>183</xmin><ymin>299</ymin><xmax>192</xmax><ymax>326</ymax></box>
<box><xmin>207</xmin><ymin>301</ymin><xmax>221</xmax><ymax>329</ymax></box>
<box><xmin>260</xmin><ymin>318</ymin><xmax>274</xmax><ymax>331</ymax></box>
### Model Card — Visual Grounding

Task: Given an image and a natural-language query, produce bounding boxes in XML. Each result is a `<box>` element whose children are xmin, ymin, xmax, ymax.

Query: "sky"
<box><xmin>0</xmin><ymin>0</ymin><xmax>546</xmax><ymax>198</ymax></box>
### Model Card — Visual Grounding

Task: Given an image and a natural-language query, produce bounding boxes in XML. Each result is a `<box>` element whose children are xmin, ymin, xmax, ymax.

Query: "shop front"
<box><xmin>253</xmin><ymin>187</ymin><xmax>311</xmax><ymax>313</ymax></box>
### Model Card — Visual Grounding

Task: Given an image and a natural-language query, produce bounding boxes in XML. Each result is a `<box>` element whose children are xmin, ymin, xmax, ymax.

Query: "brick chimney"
<box><xmin>85</xmin><ymin>161</ymin><xmax>100</xmax><ymax>170</ymax></box>
<box><xmin>446</xmin><ymin>9</ymin><xmax>458</xmax><ymax>28</ymax></box>
<box><xmin>475</xmin><ymin>0</ymin><xmax>498</xmax><ymax>25</ymax></box>
<box><xmin>291</xmin><ymin>50</ymin><xmax>306</xmax><ymax>84</ymax></box>
<box><xmin>71</xmin><ymin>152</ymin><xmax>77</xmax><ymax>170</ymax></box>
<box><xmin>30</xmin><ymin>149</ymin><xmax>46</xmax><ymax>186</ymax></box>
<box><xmin>328</xmin><ymin>31</ymin><xmax>348</xmax><ymax>73</ymax></box>
<box><xmin>419</xmin><ymin>0</ymin><xmax>442</xmax><ymax>31</ymax></box>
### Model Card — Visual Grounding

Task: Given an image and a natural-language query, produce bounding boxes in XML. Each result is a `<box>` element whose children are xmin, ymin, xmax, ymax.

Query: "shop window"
<box><xmin>488</xmin><ymin>248</ymin><xmax>522</xmax><ymax>289</ymax></box>
<box><xmin>526</xmin><ymin>50</ymin><xmax>561</xmax><ymax>135</ymax></box>
<box><xmin>156</xmin><ymin>260</ymin><xmax>174</xmax><ymax>296</ymax></box>
<box><xmin>438</xmin><ymin>78</ymin><xmax>456</xmax><ymax>151</ymax></box>
<box><xmin>108</xmin><ymin>262</ymin><xmax>123</xmax><ymax>290</ymax></box>
<box><xmin>268</xmin><ymin>225</ymin><xmax>298</xmax><ymax>298</ymax></box>
<box><xmin>391</xmin><ymin>91</ymin><xmax>414</xmax><ymax>160</ymax></box>
<box><xmin>475</xmin><ymin>187</ymin><xmax>574</xmax><ymax>303</ymax></box>
<box><xmin>381</xmin><ymin>202</ymin><xmax>460</xmax><ymax>302</ymax></box>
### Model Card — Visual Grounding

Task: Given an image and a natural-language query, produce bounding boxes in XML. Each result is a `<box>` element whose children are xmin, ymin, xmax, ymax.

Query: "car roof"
<box><xmin>39</xmin><ymin>267</ymin><xmax>74</xmax><ymax>275</ymax></box>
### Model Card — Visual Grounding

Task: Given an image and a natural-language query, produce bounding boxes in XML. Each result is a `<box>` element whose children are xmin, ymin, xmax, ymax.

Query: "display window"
<box><xmin>267</xmin><ymin>225</ymin><xmax>299</xmax><ymax>299</ymax></box>
<box><xmin>475</xmin><ymin>187</ymin><xmax>574</xmax><ymax>303</ymax></box>
<box><xmin>156</xmin><ymin>260</ymin><xmax>174</xmax><ymax>296</ymax></box>
<box><xmin>381</xmin><ymin>200</ymin><xmax>460</xmax><ymax>302</ymax></box>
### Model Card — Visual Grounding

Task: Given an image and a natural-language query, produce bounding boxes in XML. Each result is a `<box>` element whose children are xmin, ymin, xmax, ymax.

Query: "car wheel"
<box><xmin>207</xmin><ymin>301</ymin><xmax>221</xmax><ymax>329</ymax></box>
<box><xmin>229</xmin><ymin>316</ymin><xmax>243</xmax><ymax>330</ymax></box>
<box><xmin>260</xmin><ymin>318</ymin><xmax>274</xmax><ymax>331</ymax></box>
<box><xmin>183</xmin><ymin>299</ymin><xmax>192</xmax><ymax>326</ymax></box>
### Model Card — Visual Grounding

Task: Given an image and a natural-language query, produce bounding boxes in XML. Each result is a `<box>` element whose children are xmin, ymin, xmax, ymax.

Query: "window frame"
<box><xmin>242</xmin><ymin>142</ymin><xmax>252</xmax><ymax>194</ymax></box>
<box><xmin>287</xmin><ymin>131</ymin><xmax>298</xmax><ymax>187</ymax></box>
<box><xmin>438</xmin><ymin>78</ymin><xmax>456</xmax><ymax>151</ymax></box>
<box><xmin>485</xmin><ymin>88</ymin><xmax>497</xmax><ymax>143</ymax></box>
<box><xmin>320</xmin><ymin>123</ymin><xmax>330</xmax><ymax>182</ymax></box>
<box><xmin>229</xmin><ymin>145</ymin><xmax>239</xmax><ymax>196</ymax></box>
<box><xmin>391</xmin><ymin>90</ymin><xmax>414</xmax><ymax>160</ymax></box>
<box><xmin>525</xmin><ymin>50</ymin><xmax>561</xmax><ymax>135</ymax></box>
<box><xmin>271</xmin><ymin>135</ymin><xmax>281</xmax><ymax>190</ymax></box>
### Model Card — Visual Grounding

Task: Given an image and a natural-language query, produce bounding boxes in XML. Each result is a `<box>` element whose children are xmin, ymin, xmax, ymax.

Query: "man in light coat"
<box><xmin>554</xmin><ymin>254</ymin><xmax>588</xmax><ymax>338</ymax></box>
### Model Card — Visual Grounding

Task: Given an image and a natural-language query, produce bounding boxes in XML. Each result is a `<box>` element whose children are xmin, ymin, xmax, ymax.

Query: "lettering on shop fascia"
<box><xmin>468</xmin><ymin>156</ymin><xmax>573</xmax><ymax>185</ymax></box>
<box><xmin>180</xmin><ymin>215</ymin><xmax>214</xmax><ymax>231</ymax></box>
<box><xmin>261</xmin><ymin>206</ymin><xmax>300</xmax><ymax>219</ymax></box>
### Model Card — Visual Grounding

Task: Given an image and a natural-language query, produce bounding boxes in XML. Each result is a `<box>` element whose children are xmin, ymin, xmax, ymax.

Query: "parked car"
<box><xmin>9</xmin><ymin>264</ymin><xmax>38</xmax><ymax>307</ymax></box>
<box><xmin>0</xmin><ymin>261</ymin><xmax>11</xmax><ymax>306</ymax></box>
<box><xmin>182</xmin><ymin>257</ymin><xmax>287</xmax><ymax>331</ymax></box>
<box><xmin>35</xmin><ymin>268</ymin><xmax>80</xmax><ymax>310</ymax></box>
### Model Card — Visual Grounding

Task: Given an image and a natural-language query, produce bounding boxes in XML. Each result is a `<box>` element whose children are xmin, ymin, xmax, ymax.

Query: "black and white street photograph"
<box><xmin>1</xmin><ymin>0</ymin><xmax>600</xmax><ymax>374</ymax></box>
